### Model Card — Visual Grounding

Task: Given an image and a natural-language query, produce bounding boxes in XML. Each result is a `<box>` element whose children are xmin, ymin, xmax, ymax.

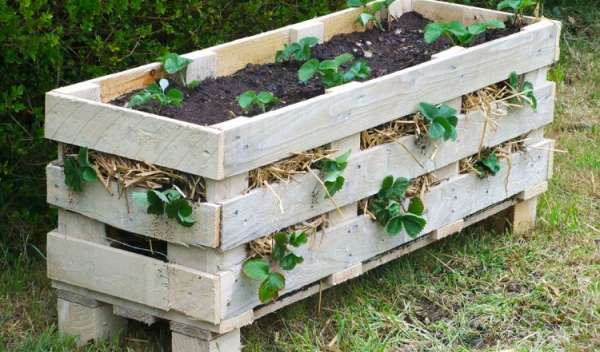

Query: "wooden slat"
<box><xmin>220</xmin><ymin>140</ymin><xmax>553</xmax><ymax>318</ymax></box>
<box><xmin>46</xmin><ymin>163</ymin><xmax>220</xmax><ymax>247</ymax></box>
<box><xmin>47</xmin><ymin>232</ymin><xmax>221</xmax><ymax>324</ymax></box>
<box><xmin>218</xmin><ymin>83</ymin><xmax>555</xmax><ymax>249</ymax></box>
<box><xmin>219</xmin><ymin>20</ymin><xmax>559</xmax><ymax>178</ymax></box>
<box><xmin>44</xmin><ymin>92</ymin><xmax>225</xmax><ymax>179</ymax></box>
<box><xmin>413</xmin><ymin>0</ymin><xmax>517</xmax><ymax>24</ymax></box>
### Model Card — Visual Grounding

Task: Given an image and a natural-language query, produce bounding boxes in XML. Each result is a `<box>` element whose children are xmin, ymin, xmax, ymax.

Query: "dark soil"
<box><xmin>112</xmin><ymin>12</ymin><xmax>521</xmax><ymax>126</ymax></box>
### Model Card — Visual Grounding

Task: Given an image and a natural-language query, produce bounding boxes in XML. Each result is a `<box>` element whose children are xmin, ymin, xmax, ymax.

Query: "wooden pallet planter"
<box><xmin>44</xmin><ymin>0</ymin><xmax>560</xmax><ymax>350</ymax></box>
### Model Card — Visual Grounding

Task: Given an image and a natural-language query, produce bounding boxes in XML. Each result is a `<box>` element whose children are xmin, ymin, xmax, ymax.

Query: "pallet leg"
<box><xmin>57</xmin><ymin>295</ymin><xmax>126</xmax><ymax>346</ymax></box>
<box><xmin>511</xmin><ymin>197</ymin><xmax>539</xmax><ymax>235</ymax></box>
<box><xmin>171</xmin><ymin>322</ymin><xmax>241</xmax><ymax>352</ymax></box>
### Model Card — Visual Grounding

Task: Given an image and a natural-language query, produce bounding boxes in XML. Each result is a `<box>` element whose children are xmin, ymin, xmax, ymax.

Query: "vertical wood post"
<box><xmin>171</xmin><ymin>322</ymin><xmax>241</xmax><ymax>352</ymax></box>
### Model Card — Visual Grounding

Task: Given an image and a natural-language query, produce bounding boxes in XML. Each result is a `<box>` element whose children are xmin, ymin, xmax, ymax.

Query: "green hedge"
<box><xmin>0</xmin><ymin>0</ymin><xmax>346</xmax><ymax>267</ymax></box>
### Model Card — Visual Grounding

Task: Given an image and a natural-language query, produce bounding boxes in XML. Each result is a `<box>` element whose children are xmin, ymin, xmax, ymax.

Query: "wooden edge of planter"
<box><xmin>217</xmin><ymin>82</ymin><xmax>555</xmax><ymax>250</ymax></box>
<box><xmin>47</xmin><ymin>231</ymin><xmax>222</xmax><ymax>324</ymax></box>
<box><xmin>219</xmin><ymin>139</ymin><xmax>554</xmax><ymax>319</ymax></box>
<box><xmin>218</xmin><ymin>20</ymin><xmax>559</xmax><ymax>177</ymax></box>
<box><xmin>45</xmin><ymin>162</ymin><xmax>221</xmax><ymax>248</ymax></box>
<box><xmin>44</xmin><ymin>91</ymin><xmax>226</xmax><ymax>179</ymax></box>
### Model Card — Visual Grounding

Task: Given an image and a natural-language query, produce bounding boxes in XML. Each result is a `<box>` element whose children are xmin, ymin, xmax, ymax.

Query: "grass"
<box><xmin>1</xmin><ymin>1</ymin><xmax>599</xmax><ymax>351</ymax></box>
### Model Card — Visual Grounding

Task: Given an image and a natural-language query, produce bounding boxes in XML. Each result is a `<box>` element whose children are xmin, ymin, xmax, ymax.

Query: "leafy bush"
<box><xmin>0</xmin><ymin>0</ymin><xmax>346</xmax><ymax>268</ymax></box>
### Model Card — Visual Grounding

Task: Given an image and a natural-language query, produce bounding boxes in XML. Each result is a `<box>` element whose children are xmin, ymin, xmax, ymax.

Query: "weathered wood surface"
<box><xmin>47</xmin><ymin>163</ymin><xmax>221</xmax><ymax>247</ymax></box>
<box><xmin>219</xmin><ymin>83</ymin><xmax>555</xmax><ymax>249</ymax></box>
<box><xmin>218</xmin><ymin>21</ymin><xmax>559</xmax><ymax>178</ymax></box>
<box><xmin>220</xmin><ymin>139</ymin><xmax>553</xmax><ymax>318</ymax></box>
<box><xmin>45</xmin><ymin>1</ymin><xmax>559</xmax><ymax>180</ymax></box>
<box><xmin>47</xmin><ymin>231</ymin><xmax>222</xmax><ymax>323</ymax></box>
<box><xmin>57</xmin><ymin>298</ymin><xmax>126</xmax><ymax>346</ymax></box>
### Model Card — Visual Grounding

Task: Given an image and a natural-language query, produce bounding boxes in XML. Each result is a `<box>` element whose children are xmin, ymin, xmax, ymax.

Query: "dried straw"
<box><xmin>360</xmin><ymin>115</ymin><xmax>422</xmax><ymax>149</ymax></box>
<box><xmin>64</xmin><ymin>145</ymin><xmax>205</xmax><ymax>201</ymax></box>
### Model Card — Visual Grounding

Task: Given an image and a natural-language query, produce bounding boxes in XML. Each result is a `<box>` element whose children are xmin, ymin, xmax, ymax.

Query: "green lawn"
<box><xmin>2</xmin><ymin>1</ymin><xmax>599</xmax><ymax>351</ymax></box>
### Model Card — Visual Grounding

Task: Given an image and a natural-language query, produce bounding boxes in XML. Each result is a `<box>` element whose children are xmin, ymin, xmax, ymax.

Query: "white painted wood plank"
<box><xmin>220</xmin><ymin>21</ymin><xmax>559</xmax><ymax>177</ymax></box>
<box><xmin>46</xmin><ymin>163</ymin><xmax>220</xmax><ymax>247</ymax></box>
<box><xmin>44</xmin><ymin>92</ymin><xmax>224</xmax><ymax>179</ymax></box>
<box><xmin>48</xmin><ymin>232</ymin><xmax>222</xmax><ymax>323</ymax></box>
<box><xmin>221</xmin><ymin>140</ymin><xmax>553</xmax><ymax>318</ymax></box>
<box><xmin>219</xmin><ymin>83</ymin><xmax>555</xmax><ymax>249</ymax></box>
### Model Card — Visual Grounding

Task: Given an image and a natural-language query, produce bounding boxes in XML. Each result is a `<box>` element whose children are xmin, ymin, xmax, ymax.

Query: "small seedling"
<box><xmin>242</xmin><ymin>231</ymin><xmax>308</xmax><ymax>303</ymax></box>
<box><xmin>507</xmin><ymin>71</ymin><xmax>537</xmax><ymax>110</ymax></box>
<box><xmin>347</xmin><ymin>0</ymin><xmax>395</xmax><ymax>30</ymax></box>
<box><xmin>424</xmin><ymin>19</ymin><xmax>505</xmax><ymax>45</ymax></box>
<box><xmin>299</xmin><ymin>53</ymin><xmax>371</xmax><ymax>88</ymax></box>
<box><xmin>497</xmin><ymin>0</ymin><xmax>537</xmax><ymax>25</ymax></box>
<box><xmin>369</xmin><ymin>175</ymin><xmax>427</xmax><ymax>237</ymax></box>
<box><xmin>474</xmin><ymin>151</ymin><xmax>502</xmax><ymax>178</ymax></box>
<box><xmin>237</xmin><ymin>90</ymin><xmax>280</xmax><ymax>113</ymax></box>
<box><xmin>159</xmin><ymin>52</ymin><xmax>199</xmax><ymax>88</ymax></box>
<box><xmin>418</xmin><ymin>102</ymin><xmax>458</xmax><ymax>142</ymax></box>
<box><xmin>127</xmin><ymin>78</ymin><xmax>184</xmax><ymax>110</ymax></box>
<box><xmin>64</xmin><ymin>147</ymin><xmax>97</xmax><ymax>192</ymax></box>
<box><xmin>275</xmin><ymin>37</ymin><xmax>319</xmax><ymax>63</ymax></box>
<box><xmin>133</xmin><ymin>186</ymin><xmax>195</xmax><ymax>227</ymax></box>
<box><xmin>318</xmin><ymin>150</ymin><xmax>351</xmax><ymax>198</ymax></box>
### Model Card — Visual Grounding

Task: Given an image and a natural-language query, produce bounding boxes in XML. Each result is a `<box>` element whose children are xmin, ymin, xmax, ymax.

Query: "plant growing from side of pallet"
<box><xmin>497</xmin><ymin>0</ymin><xmax>537</xmax><ymax>25</ymax></box>
<box><xmin>507</xmin><ymin>71</ymin><xmax>537</xmax><ymax>110</ymax></box>
<box><xmin>298</xmin><ymin>53</ymin><xmax>371</xmax><ymax>88</ymax></box>
<box><xmin>64</xmin><ymin>147</ymin><xmax>97</xmax><ymax>192</ymax></box>
<box><xmin>474</xmin><ymin>151</ymin><xmax>502</xmax><ymax>178</ymax></box>
<box><xmin>369</xmin><ymin>176</ymin><xmax>427</xmax><ymax>237</ymax></box>
<box><xmin>347</xmin><ymin>0</ymin><xmax>394</xmax><ymax>30</ymax></box>
<box><xmin>418</xmin><ymin>102</ymin><xmax>459</xmax><ymax>142</ymax></box>
<box><xmin>243</xmin><ymin>231</ymin><xmax>308</xmax><ymax>303</ymax></box>
<box><xmin>133</xmin><ymin>186</ymin><xmax>195</xmax><ymax>227</ymax></box>
<box><xmin>424</xmin><ymin>19</ymin><xmax>505</xmax><ymax>45</ymax></box>
<box><xmin>317</xmin><ymin>150</ymin><xmax>351</xmax><ymax>198</ymax></box>
<box><xmin>275</xmin><ymin>37</ymin><xmax>320</xmax><ymax>63</ymax></box>
<box><xmin>127</xmin><ymin>78</ymin><xmax>184</xmax><ymax>109</ymax></box>
<box><xmin>237</xmin><ymin>90</ymin><xmax>280</xmax><ymax>113</ymax></box>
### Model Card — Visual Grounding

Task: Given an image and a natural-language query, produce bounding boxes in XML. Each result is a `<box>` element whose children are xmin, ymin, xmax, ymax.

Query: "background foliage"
<box><xmin>0</xmin><ymin>0</ymin><xmax>347</xmax><ymax>268</ymax></box>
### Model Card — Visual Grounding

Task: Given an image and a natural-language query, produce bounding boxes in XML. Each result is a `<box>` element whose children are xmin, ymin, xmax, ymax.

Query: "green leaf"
<box><xmin>467</xmin><ymin>23</ymin><xmax>487</xmax><ymax>36</ymax></box>
<box><xmin>256</xmin><ymin>91</ymin><xmax>275</xmax><ymax>104</ymax></box>
<box><xmin>161</xmin><ymin>52</ymin><xmax>192</xmax><ymax>74</ymax></box>
<box><xmin>385</xmin><ymin>216</ymin><xmax>404</xmax><ymax>236</ymax></box>
<box><xmin>298</xmin><ymin>36</ymin><xmax>319</xmax><ymax>48</ymax></box>
<box><xmin>78</xmin><ymin>147</ymin><xmax>90</xmax><ymax>166</ymax></box>
<box><xmin>81</xmin><ymin>166</ymin><xmax>97</xmax><ymax>182</ymax></box>
<box><xmin>390</xmin><ymin>177</ymin><xmax>409</xmax><ymax>198</ymax></box>
<box><xmin>335</xmin><ymin>150</ymin><xmax>351</xmax><ymax>166</ymax></box>
<box><xmin>64</xmin><ymin>157</ymin><xmax>83</xmax><ymax>192</ymax></box>
<box><xmin>258</xmin><ymin>272</ymin><xmax>285</xmax><ymax>303</ymax></box>
<box><xmin>289</xmin><ymin>231</ymin><xmax>308</xmax><ymax>247</ymax></box>
<box><xmin>127</xmin><ymin>91</ymin><xmax>152</xmax><ymax>108</ymax></box>
<box><xmin>132</xmin><ymin>191</ymin><xmax>149</xmax><ymax>208</ymax></box>
<box><xmin>347</xmin><ymin>0</ymin><xmax>366</xmax><ymax>8</ymax></box>
<box><xmin>358</xmin><ymin>12</ymin><xmax>373</xmax><ymax>27</ymax></box>
<box><xmin>334</xmin><ymin>53</ymin><xmax>354</xmax><ymax>67</ymax></box>
<box><xmin>408</xmin><ymin>197</ymin><xmax>425</xmax><ymax>215</ymax></box>
<box><xmin>237</xmin><ymin>91</ymin><xmax>257</xmax><ymax>110</ymax></box>
<box><xmin>497</xmin><ymin>0</ymin><xmax>520</xmax><ymax>11</ymax></box>
<box><xmin>386</xmin><ymin>199</ymin><xmax>401</xmax><ymax>217</ymax></box>
<box><xmin>380</xmin><ymin>175</ymin><xmax>394</xmax><ymax>193</ymax></box>
<box><xmin>325</xmin><ymin>176</ymin><xmax>345</xmax><ymax>198</ymax></box>
<box><xmin>437</xmin><ymin>104</ymin><xmax>457</xmax><ymax>119</ymax></box>
<box><xmin>476</xmin><ymin>152</ymin><xmax>502</xmax><ymax>177</ymax></box>
<box><xmin>166</xmin><ymin>88</ymin><xmax>184</xmax><ymax>107</ymax></box>
<box><xmin>424</xmin><ymin>23</ymin><xmax>444</xmax><ymax>44</ymax></box>
<box><xmin>401</xmin><ymin>213</ymin><xmax>427</xmax><ymax>237</ymax></box>
<box><xmin>186</xmin><ymin>80</ymin><xmax>201</xmax><ymax>89</ymax></box>
<box><xmin>242</xmin><ymin>258</ymin><xmax>270</xmax><ymax>281</ymax></box>
<box><xmin>418</xmin><ymin>102</ymin><xmax>438</xmax><ymax>122</ymax></box>
<box><xmin>428</xmin><ymin>120</ymin><xmax>446</xmax><ymax>140</ymax></box>
<box><xmin>146</xmin><ymin>190</ymin><xmax>166</xmax><ymax>215</ymax></box>
<box><xmin>280</xmin><ymin>253</ymin><xmax>303</xmax><ymax>271</ymax></box>
<box><xmin>485</xmin><ymin>19</ymin><xmax>506</xmax><ymax>29</ymax></box>
<box><xmin>298</xmin><ymin>59</ymin><xmax>319</xmax><ymax>83</ymax></box>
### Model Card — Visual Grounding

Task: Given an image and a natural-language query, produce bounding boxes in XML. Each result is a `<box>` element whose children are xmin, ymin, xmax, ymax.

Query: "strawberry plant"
<box><xmin>275</xmin><ymin>37</ymin><xmax>319</xmax><ymax>63</ymax></box>
<box><xmin>347</xmin><ymin>0</ymin><xmax>394</xmax><ymax>30</ymax></box>
<box><xmin>64</xmin><ymin>147</ymin><xmax>97</xmax><ymax>192</ymax></box>
<box><xmin>507</xmin><ymin>71</ymin><xmax>537</xmax><ymax>110</ymax></box>
<box><xmin>424</xmin><ymin>19</ymin><xmax>505</xmax><ymax>45</ymax></box>
<box><xmin>159</xmin><ymin>52</ymin><xmax>199</xmax><ymax>88</ymax></box>
<box><xmin>242</xmin><ymin>231</ymin><xmax>308</xmax><ymax>303</ymax></box>
<box><xmin>369</xmin><ymin>176</ymin><xmax>427</xmax><ymax>237</ymax></box>
<box><xmin>497</xmin><ymin>0</ymin><xmax>537</xmax><ymax>25</ymax></box>
<box><xmin>127</xmin><ymin>78</ymin><xmax>184</xmax><ymax>110</ymax></box>
<box><xmin>237</xmin><ymin>90</ymin><xmax>280</xmax><ymax>113</ymax></box>
<box><xmin>298</xmin><ymin>53</ymin><xmax>371</xmax><ymax>88</ymax></box>
<box><xmin>418</xmin><ymin>102</ymin><xmax>458</xmax><ymax>142</ymax></box>
<box><xmin>318</xmin><ymin>150</ymin><xmax>351</xmax><ymax>198</ymax></box>
<box><xmin>133</xmin><ymin>186</ymin><xmax>195</xmax><ymax>227</ymax></box>
<box><xmin>474</xmin><ymin>151</ymin><xmax>501</xmax><ymax>178</ymax></box>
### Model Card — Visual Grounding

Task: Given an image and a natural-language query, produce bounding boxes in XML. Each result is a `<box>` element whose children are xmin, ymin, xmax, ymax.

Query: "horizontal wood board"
<box><xmin>46</xmin><ymin>162</ymin><xmax>220</xmax><ymax>247</ymax></box>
